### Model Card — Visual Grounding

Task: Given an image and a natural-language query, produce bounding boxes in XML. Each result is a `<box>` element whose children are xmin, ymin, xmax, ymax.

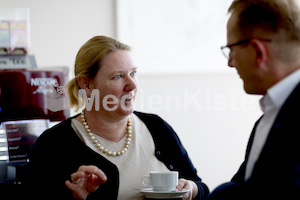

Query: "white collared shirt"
<box><xmin>245</xmin><ymin>69</ymin><xmax>300</xmax><ymax>181</ymax></box>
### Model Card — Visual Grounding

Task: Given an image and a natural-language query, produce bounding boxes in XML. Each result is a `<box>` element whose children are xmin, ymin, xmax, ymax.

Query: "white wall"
<box><xmin>0</xmin><ymin>0</ymin><xmax>263</xmax><ymax>191</ymax></box>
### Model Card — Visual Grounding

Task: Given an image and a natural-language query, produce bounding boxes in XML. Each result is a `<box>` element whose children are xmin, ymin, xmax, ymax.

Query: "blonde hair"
<box><xmin>66</xmin><ymin>36</ymin><xmax>130</xmax><ymax>111</ymax></box>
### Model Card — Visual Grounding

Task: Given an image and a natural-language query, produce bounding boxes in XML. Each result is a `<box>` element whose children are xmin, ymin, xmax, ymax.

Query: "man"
<box><xmin>207</xmin><ymin>0</ymin><xmax>300</xmax><ymax>199</ymax></box>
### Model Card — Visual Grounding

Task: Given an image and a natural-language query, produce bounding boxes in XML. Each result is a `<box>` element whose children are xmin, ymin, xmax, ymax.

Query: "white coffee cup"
<box><xmin>141</xmin><ymin>171</ymin><xmax>178</xmax><ymax>191</ymax></box>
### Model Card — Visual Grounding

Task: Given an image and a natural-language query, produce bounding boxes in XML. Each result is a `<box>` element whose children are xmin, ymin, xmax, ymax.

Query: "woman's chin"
<box><xmin>117</xmin><ymin>105</ymin><xmax>134</xmax><ymax>116</ymax></box>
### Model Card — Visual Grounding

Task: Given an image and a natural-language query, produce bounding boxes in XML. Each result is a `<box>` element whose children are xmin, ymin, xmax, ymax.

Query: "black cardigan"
<box><xmin>29</xmin><ymin>111</ymin><xmax>209</xmax><ymax>200</ymax></box>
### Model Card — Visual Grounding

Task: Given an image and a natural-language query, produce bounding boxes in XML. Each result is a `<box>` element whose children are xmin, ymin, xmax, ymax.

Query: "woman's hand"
<box><xmin>65</xmin><ymin>165</ymin><xmax>107</xmax><ymax>200</ymax></box>
<box><xmin>176</xmin><ymin>178</ymin><xmax>198</xmax><ymax>200</ymax></box>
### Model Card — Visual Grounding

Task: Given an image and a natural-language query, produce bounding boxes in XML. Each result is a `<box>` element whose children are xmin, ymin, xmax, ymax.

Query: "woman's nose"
<box><xmin>125</xmin><ymin>75</ymin><xmax>138</xmax><ymax>91</ymax></box>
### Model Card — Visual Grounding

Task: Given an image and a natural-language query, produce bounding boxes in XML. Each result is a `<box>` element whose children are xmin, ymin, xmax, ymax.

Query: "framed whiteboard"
<box><xmin>116</xmin><ymin>0</ymin><xmax>233</xmax><ymax>74</ymax></box>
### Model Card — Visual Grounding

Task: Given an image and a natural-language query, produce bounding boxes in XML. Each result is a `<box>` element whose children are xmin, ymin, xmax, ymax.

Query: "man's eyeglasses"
<box><xmin>221</xmin><ymin>38</ymin><xmax>271</xmax><ymax>59</ymax></box>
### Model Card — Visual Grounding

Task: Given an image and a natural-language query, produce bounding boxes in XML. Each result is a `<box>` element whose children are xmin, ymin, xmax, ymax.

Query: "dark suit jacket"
<box><xmin>207</xmin><ymin>81</ymin><xmax>300</xmax><ymax>200</ymax></box>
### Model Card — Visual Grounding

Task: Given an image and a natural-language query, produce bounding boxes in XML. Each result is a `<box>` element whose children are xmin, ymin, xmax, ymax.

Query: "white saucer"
<box><xmin>140</xmin><ymin>188</ymin><xmax>189</xmax><ymax>199</ymax></box>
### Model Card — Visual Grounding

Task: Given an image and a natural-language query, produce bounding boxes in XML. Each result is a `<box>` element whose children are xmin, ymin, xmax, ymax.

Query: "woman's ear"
<box><xmin>250</xmin><ymin>39</ymin><xmax>268</xmax><ymax>66</ymax></box>
<box><xmin>77</xmin><ymin>77</ymin><xmax>92</xmax><ymax>96</ymax></box>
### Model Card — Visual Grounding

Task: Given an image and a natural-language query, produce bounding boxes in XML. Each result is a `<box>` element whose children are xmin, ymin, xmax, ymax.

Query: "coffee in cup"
<box><xmin>141</xmin><ymin>171</ymin><xmax>178</xmax><ymax>191</ymax></box>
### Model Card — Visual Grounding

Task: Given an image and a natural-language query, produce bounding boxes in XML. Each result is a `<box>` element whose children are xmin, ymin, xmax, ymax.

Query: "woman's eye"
<box><xmin>130</xmin><ymin>71</ymin><xmax>137</xmax><ymax>77</ymax></box>
<box><xmin>113</xmin><ymin>74</ymin><xmax>122</xmax><ymax>79</ymax></box>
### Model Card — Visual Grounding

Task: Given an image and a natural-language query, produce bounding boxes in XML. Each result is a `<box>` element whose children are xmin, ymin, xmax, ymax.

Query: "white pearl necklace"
<box><xmin>80</xmin><ymin>110</ymin><xmax>132</xmax><ymax>156</ymax></box>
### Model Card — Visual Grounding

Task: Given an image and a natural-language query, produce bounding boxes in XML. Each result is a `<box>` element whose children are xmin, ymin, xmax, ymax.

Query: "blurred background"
<box><xmin>0</xmin><ymin>0</ymin><xmax>262</xmax><ymax>191</ymax></box>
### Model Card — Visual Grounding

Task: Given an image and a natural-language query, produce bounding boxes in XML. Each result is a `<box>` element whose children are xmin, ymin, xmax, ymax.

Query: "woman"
<box><xmin>30</xmin><ymin>36</ymin><xmax>209</xmax><ymax>200</ymax></box>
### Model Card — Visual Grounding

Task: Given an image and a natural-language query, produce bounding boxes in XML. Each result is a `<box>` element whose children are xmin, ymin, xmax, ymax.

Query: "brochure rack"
<box><xmin>0</xmin><ymin>8</ymin><xmax>36</xmax><ymax>69</ymax></box>
<box><xmin>0</xmin><ymin>54</ymin><xmax>37</xmax><ymax>69</ymax></box>
<box><xmin>0</xmin><ymin>8</ymin><xmax>30</xmax><ymax>56</ymax></box>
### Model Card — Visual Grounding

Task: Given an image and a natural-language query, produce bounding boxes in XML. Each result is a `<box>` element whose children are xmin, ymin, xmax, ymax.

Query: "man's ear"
<box><xmin>250</xmin><ymin>39</ymin><xmax>268</xmax><ymax>66</ymax></box>
<box><xmin>77</xmin><ymin>77</ymin><xmax>92</xmax><ymax>96</ymax></box>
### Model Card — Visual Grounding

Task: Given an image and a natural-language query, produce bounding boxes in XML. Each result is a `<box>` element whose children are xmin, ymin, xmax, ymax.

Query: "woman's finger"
<box><xmin>77</xmin><ymin>165</ymin><xmax>107</xmax><ymax>181</ymax></box>
<box><xmin>177</xmin><ymin>178</ymin><xmax>187</xmax><ymax>191</ymax></box>
<box><xmin>71</xmin><ymin>171</ymin><xmax>86</xmax><ymax>183</ymax></box>
<box><xmin>65</xmin><ymin>180</ymin><xmax>89</xmax><ymax>200</ymax></box>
